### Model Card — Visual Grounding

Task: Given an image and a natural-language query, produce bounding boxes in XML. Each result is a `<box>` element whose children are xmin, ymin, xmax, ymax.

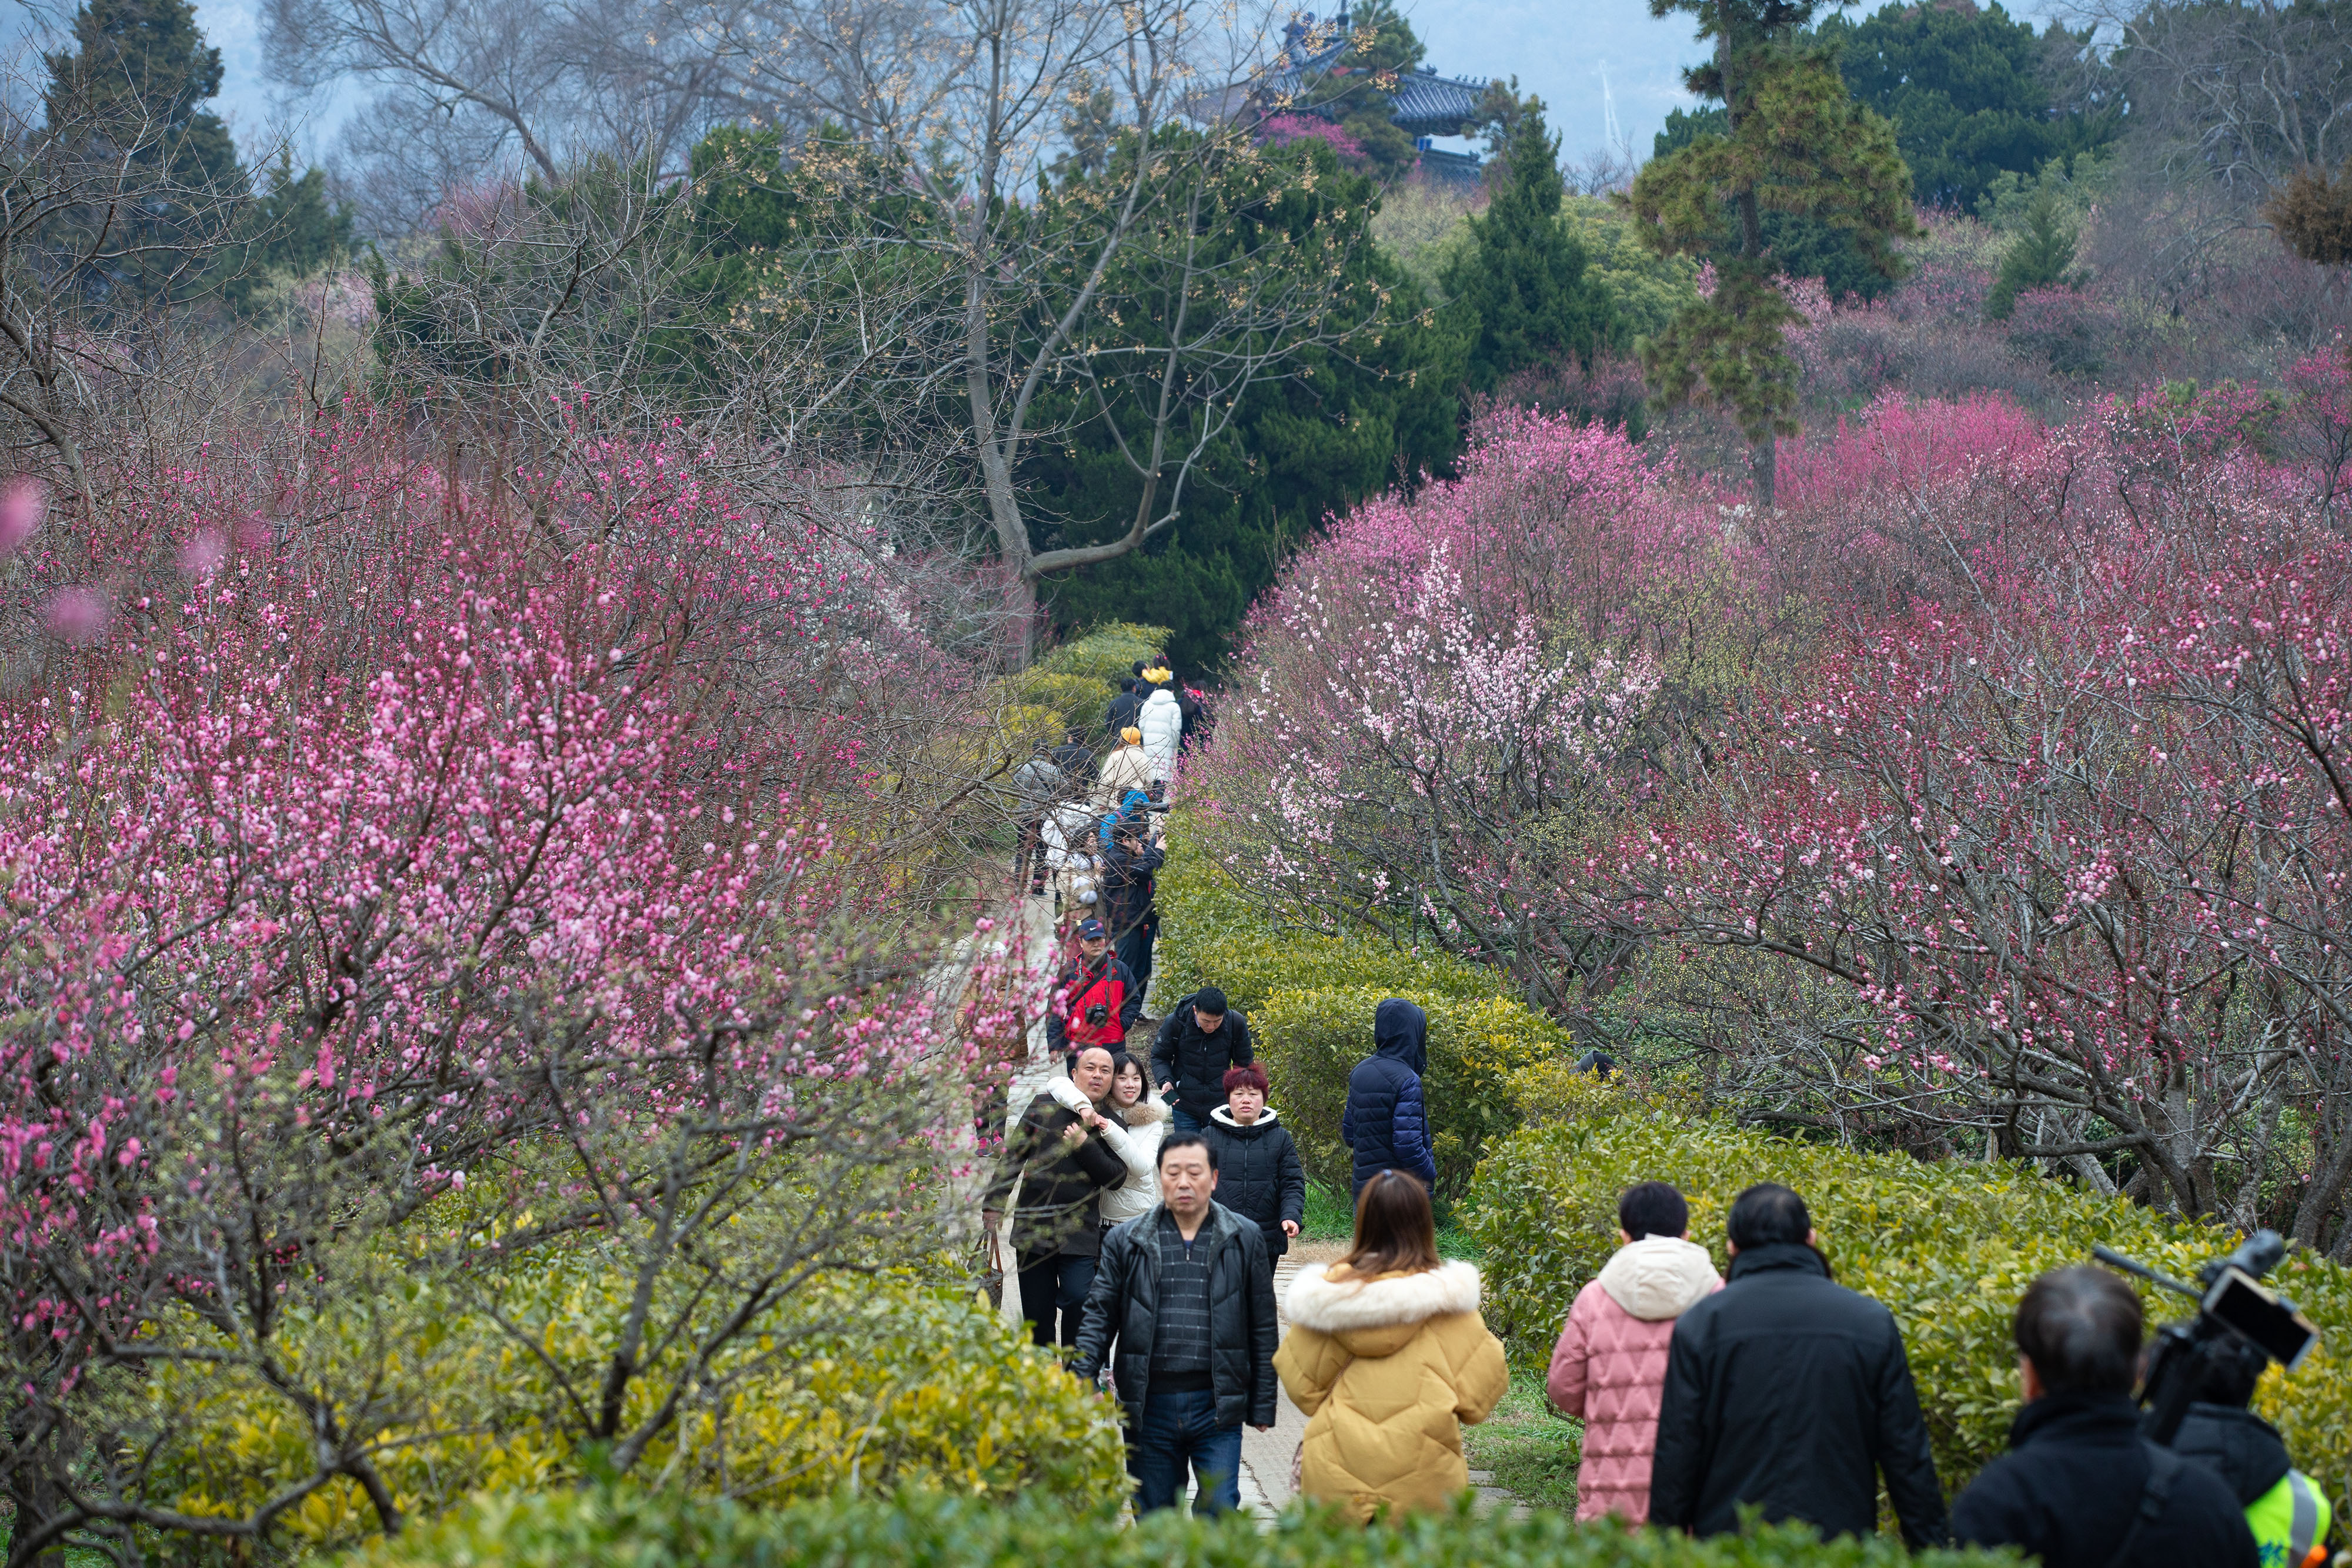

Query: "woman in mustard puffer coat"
<box><xmin>1274</xmin><ymin>1171</ymin><xmax>1508</xmax><ymax>1522</ymax></box>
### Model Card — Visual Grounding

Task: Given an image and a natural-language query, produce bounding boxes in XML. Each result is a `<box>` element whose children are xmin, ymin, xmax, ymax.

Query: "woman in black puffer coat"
<box><xmin>1202</xmin><ymin>1064</ymin><xmax>1306</xmax><ymax>1258</ymax></box>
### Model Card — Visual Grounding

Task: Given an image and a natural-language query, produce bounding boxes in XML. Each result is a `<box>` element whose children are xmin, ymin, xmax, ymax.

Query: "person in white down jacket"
<box><xmin>1047</xmin><ymin>1051</ymin><xmax>1167</xmax><ymax>1230</ymax></box>
<box><xmin>1135</xmin><ymin>671</ymin><xmax>1184</xmax><ymax>783</ymax></box>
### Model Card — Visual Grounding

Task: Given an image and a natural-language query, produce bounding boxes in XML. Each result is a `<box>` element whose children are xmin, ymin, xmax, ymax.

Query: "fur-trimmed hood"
<box><xmin>1285</xmin><ymin>1261</ymin><xmax>1482</xmax><ymax>1358</ymax></box>
<box><xmin>1598</xmin><ymin>1235</ymin><xmax>1720</xmax><ymax>1322</ymax></box>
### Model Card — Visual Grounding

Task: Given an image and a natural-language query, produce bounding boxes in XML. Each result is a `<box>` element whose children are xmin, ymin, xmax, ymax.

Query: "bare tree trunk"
<box><xmin>5</xmin><ymin>1409</ymin><xmax>68</xmax><ymax>1568</ymax></box>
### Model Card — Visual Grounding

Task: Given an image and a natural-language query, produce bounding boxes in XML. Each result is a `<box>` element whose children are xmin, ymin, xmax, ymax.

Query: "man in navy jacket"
<box><xmin>1341</xmin><ymin>998</ymin><xmax>1438</xmax><ymax>1198</ymax></box>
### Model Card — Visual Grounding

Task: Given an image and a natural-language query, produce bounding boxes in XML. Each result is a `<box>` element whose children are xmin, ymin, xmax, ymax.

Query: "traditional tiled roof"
<box><xmin>1388</xmin><ymin>66</ymin><xmax>1486</xmax><ymax>136</ymax></box>
<box><xmin>1263</xmin><ymin>38</ymin><xmax>1488</xmax><ymax>139</ymax></box>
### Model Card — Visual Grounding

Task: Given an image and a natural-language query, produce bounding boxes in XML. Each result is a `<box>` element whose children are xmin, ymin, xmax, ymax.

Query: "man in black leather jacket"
<box><xmin>1073</xmin><ymin>1134</ymin><xmax>1277</xmax><ymax>1514</ymax></box>
<box><xmin>1650</xmin><ymin>1183</ymin><xmax>1948</xmax><ymax>1547</ymax></box>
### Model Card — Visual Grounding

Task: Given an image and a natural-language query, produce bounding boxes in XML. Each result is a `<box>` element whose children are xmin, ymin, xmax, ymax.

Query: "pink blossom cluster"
<box><xmin>1188</xmin><ymin>408</ymin><xmax>1672</xmax><ymax>972</ymax></box>
<box><xmin>1257</xmin><ymin>114</ymin><xmax>1366</xmax><ymax>162</ymax></box>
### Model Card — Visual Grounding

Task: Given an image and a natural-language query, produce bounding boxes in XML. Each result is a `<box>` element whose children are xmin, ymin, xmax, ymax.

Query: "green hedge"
<box><xmin>1007</xmin><ymin>670</ymin><xmax>1114</xmax><ymax>734</ymax></box>
<box><xmin>1030</xmin><ymin>621</ymin><xmax>1172</xmax><ymax>686</ymax></box>
<box><xmin>344</xmin><ymin>1486</ymin><xmax>2022</xmax><ymax>1567</ymax></box>
<box><xmin>1152</xmin><ymin>831</ymin><xmax>1501</xmax><ymax>1014</ymax></box>
<box><xmin>1151</xmin><ymin>825</ymin><xmax>1579</xmax><ymax>1200</ymax></box>
<box><xmin>1466</xmin><ymin>1096</ymin><xmax>2352</xmax><ymax>1519</ymax></box>
<box><xmin>1257</xmin><ymin>985</ymin><xmax>1572</xmax><ymax>1200</ymax></box>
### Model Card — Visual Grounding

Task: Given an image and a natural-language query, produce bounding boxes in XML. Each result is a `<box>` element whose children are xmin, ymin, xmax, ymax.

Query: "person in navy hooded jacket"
<box><xmin>1342</xmin><ymin>999</ymin><xmax>1438</xmax><ymax>1198</ymax></box>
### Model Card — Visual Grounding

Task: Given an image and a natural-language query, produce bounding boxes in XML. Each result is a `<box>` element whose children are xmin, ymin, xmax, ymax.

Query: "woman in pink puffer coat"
<box><xmin>1546</xmin><ymin>1182</ymin><xmax>1723</xmax><ymax>1523</ymax></box>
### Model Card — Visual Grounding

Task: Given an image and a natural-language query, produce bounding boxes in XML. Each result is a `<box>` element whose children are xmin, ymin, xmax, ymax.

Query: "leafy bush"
<box><xmin>1030</xmin><ymin>621</ymin><xmax>1172</xmax><ymax>684</ymax></box>
<box><xmin>1466</xmin><ymin>1101</ymin><xmax>2352</xmax><ymax>1516</ymax></box>
<box><xmin>990</xmin><ymin>621</ymin><xmax>1173</xmax><ymax>737</ymax></box>
<box><xmin>1256</xmin><ymin>985</ymin><xmax>1572</xmax><ymax>1201</ymax></box>
<box><xmin>151</xmin><ymin>1275</ymin><xmax>1124</xmax><ymax>1556</ymax></box>
<box><xmin>345</xmin><ymin>1484</ymin><xmax>2022</xmax><ymax>1567</ymax></box>
<box><xmin>1007</xmin><ymin>669</ymin><xmax>1114</xmax><ymax>734</ymax></box>
<box><xmin>1154</xmin><ymin>823</ymin><xmax>1569</xmax><ymax>1198</ymax></box>
<box><xmin>1152</xmin><ymin>831</ymin><xmax>1499</xmax><ymax>1014</ymax></box>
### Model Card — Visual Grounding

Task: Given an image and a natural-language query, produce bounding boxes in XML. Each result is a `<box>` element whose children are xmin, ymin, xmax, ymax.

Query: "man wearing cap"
<box><xmin>1152</xmin><ymin>986</ymin><xmax>1254</xmax><ymax>1135</ymax></box>
<box><xmin>1048</xmin><ymin>919</ymin><xmax>1144</xmax><ymax>1070</ymax></box>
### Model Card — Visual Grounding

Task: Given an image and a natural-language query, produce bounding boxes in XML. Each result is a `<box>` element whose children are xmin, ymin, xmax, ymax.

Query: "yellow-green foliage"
<box><xmin>993</xmin><ymin>701</ymin><xmax>1063</xmax><ymax>758</ymax></box>
<box><xmin>1151</xmin><ymin>830</ymin><xmax>1500</xmax><ymax>1014</ymax></box>
<box><xmin>973</xmin><ymin>623</ymin><xmax>1173</xmax><ymax>751</ymax></box>
<box><xmin>1372</xmin><ymin>179</ymin><xmax>1482</xmax><ymax>300</ymax></box>
<box><xmin>1565</xmin><ymin>196</ymin><xmax>1701</xmax><ymax>345</ymax></box>
<box><xmin>343</xmin><ymin>1484</ymin><xmax>2022</xmax><ymax>1568</ymax></box>
<box><xmin>1005</xmin><ymin>670</ymin><xmax>1111</xmax><ymax>734</ymax></box>
<box><xmin>1466</xmin><ymin>1098</ymin><xmax>2352</xmax><ymax>1515</ymax></box>
<box><xmin>1256</xmin><ymin>985</ymin><xmax>1573</xmax><ymax>1201</ymax></box>
<box><xmin>1030</xmin><ymin>622</ymin><xmax>1173</xmax><ymax>685</ymax></box>
<box><xmin>146</xmin><ymin>1271</ymin><xmax>1123</xmax><ymax>1557</ymax></box>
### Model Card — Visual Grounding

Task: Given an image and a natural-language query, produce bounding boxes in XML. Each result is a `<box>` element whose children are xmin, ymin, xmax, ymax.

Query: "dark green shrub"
<box><xmin>1465</xmin><ymin>1101</ymin><xmax>2352</xmax><ymax>1516</ymax></box>
<box><xmin>344</xmin><ymin>1486</ymin><xmax>2022</xmax><ymax>1567</ymax></box>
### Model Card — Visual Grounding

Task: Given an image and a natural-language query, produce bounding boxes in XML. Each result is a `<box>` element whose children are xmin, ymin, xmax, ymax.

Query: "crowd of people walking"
<box><xmin>986</xmin><ymin>998</ymin><xmax>2335</xmax><ymax>1566</ymax></box>
<box><xmin>990</xmin><ymin>655</ymin><xmax>2334</xmax><ymax>1565</ymax></box>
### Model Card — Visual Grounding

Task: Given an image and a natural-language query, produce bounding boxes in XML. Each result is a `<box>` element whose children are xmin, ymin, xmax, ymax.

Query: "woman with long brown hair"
<box><xmin>1274</xmin><ymin>1171</ymin><xmax>1507</xmax><ymax>1521</ymax></box>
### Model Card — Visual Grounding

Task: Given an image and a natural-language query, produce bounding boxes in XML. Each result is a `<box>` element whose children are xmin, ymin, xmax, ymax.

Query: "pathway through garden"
<box><xmin>997</xmin><ymin>899</ymin><xmax>1528</xmax><ymax>1520</ymax></box>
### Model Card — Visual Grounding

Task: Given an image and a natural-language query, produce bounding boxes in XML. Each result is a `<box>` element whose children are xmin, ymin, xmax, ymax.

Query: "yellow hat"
<box><xmin>1121</xmin><ymin>726</ymin><xmax>1142</xmax><ymax>745</ymax></box>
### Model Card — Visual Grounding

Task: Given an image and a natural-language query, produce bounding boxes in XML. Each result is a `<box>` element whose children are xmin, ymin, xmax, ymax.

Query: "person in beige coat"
<box><xmin>1274</xmin><ymin>1171</ymin><xmax>1508</xmax><ymax>1522</ymax></box>
<box><xmin>1095</xmin><ymin>726</ymin><xmax>1155</xmax><ymax>810</ymax></box>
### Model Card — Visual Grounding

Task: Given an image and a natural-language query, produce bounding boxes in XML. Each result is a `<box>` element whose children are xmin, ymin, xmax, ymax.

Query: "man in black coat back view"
<box><xmin>1105</xmin><ymin>677</ymin><xmax>1145</xmax><ymax>739</ymax></box>
<box><xmin>1951</xmin><ymin>1265</ymin><xmax>2258</xmax><ymax>1568</ymax></box>
<box><xmin>1650</xmin><ymin>1183</ymin><xmax>1949</xmax><ymax>1548</ymax></box>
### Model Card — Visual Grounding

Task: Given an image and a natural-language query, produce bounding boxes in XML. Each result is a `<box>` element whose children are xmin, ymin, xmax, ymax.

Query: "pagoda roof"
<box><xmin>1264</xmin><ymin>37</ymin><xmax>1488</xmax><ymax>139</ymax></box>
<box><xmin>1389</xmin><ymin>66</ymin><xmax>1486</xmax><ymax>136</ymax></box>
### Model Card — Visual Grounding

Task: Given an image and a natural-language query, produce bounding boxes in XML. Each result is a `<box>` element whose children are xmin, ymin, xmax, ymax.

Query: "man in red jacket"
<box><xmin>1046</xmin><ymin>918</ymin><xmax>1142</xmax><ymax>1069</ymax></box>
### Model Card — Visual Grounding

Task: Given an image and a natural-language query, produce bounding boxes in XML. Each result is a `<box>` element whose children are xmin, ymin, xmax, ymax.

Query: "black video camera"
<box><xmin>2093</xmin><ymin>1230</ymin><xmax>2321</xmax><ymax>1446</ymax></box>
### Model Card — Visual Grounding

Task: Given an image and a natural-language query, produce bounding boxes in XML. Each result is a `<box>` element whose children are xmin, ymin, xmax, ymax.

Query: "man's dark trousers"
<box><xmin>1018</xmin><ymin>1252</ymin><xmax>1094</xmax><ymax>1350</ymax></box>
<box><xmin>1131</xmin><ymin>1385</ymin><xmax>1242</xmax><ymax>1513</ymax></box>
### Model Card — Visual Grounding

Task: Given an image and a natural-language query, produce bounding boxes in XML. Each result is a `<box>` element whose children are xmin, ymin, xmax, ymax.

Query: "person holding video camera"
<box><xmin>1950</xmin><ymin>1265</ymin><xmax>2257</xmax><ymax>1568</ymax></box>
<box><xmin>2173</xmin><ymin>1335</ymin><xmax>2334</xmax><ymax>1568</ymax></box>
<box><xmin>1047</xmin><ymin>919</ymin><xmax>1143</xmax><ymax>1070</ymax></box>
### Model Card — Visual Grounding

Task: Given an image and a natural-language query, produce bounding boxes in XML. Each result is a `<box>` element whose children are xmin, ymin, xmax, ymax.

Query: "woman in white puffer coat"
<box><xmin>1135</xmin><ymin>677</ymin><xmax>1184</xmax><ymax>783</ymax></box>
<box><xmin>1047</xmin><ymin>1052</ymin><xmax>1167</xmax><ymax>1229</ymax></box>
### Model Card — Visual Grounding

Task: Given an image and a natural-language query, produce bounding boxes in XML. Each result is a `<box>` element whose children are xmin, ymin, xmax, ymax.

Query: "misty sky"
<box><xmin>41</xmin><ymin>0</ymin><xmax>2062</xmax><ymax>172</ymax></box>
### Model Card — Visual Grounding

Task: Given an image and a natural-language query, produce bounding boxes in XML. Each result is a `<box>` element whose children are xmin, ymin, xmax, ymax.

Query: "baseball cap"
<box><xmin>1076</xmin><ymin>918</ymin><xmax>1108</xmax><ymax>940</ymax></box>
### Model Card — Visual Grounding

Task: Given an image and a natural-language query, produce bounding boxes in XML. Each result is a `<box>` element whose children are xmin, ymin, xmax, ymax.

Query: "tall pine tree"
<box><xmin>1441</xmin><ymin>101</ymin><xmax>1621</xmax><ymax>397</ymax></box>
<box><xmin>1628</xmin><ymin>0</ymin><xmax>1915</xmax><ymax>505</ymax></box>
<box><xmin>44</xmin><ymin>0</ymin><xmax>245</xmax><ymax>303</ymax></box>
